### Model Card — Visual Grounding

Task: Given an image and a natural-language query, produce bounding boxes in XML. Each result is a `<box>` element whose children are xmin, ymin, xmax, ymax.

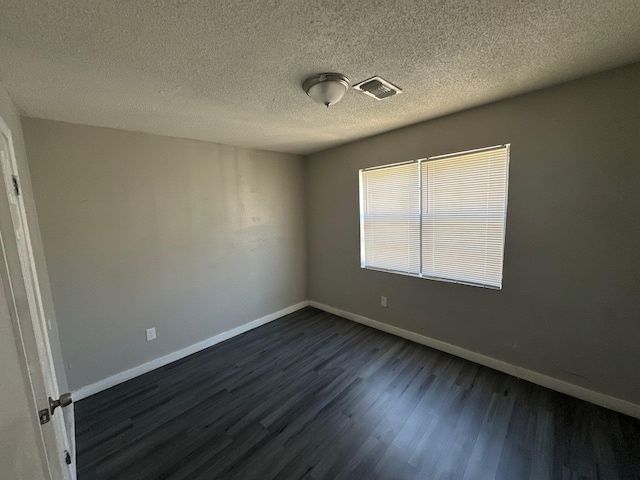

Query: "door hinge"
<box><xmin>38</xmin><ymin>408</ymin><xmax>50</xmax><ymax>425</ymax></box>
<box><xmin>11</xmin><ymin>175</ymin><xmax>19</xmax><ymax>196</ymax></box>
<box><xmin>64</xmin><ymin>450</ymin><xmax>71</xmax><ymax>465</ymax></box>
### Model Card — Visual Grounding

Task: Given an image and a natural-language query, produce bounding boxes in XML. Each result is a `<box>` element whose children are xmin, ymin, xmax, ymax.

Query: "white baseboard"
<box><xmin>309</xmin><ymin>301</ymin><xmax>640</xmax><ymax>419</ymax></box>
<box><xmin>73</xmin><ymin>301</ymin><xmax>310</xmax><ymax>401</ymax></box>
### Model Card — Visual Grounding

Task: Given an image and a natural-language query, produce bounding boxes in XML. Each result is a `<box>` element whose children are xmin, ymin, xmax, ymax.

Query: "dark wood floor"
<box><xmin>76</xmin><ymin>307</ymin><xmax>640</xmax><ymax>480</ymax></box>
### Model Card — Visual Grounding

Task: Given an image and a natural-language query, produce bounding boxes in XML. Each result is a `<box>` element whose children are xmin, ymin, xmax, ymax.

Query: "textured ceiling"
<box><xmin>1</xmin><ymin>1</ymin><xmax>640</xmax><ymax>155</ymax></box>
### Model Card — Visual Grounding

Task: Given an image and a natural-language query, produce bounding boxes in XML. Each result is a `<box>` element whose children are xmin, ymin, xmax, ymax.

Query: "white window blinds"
<box><xmin>360</xmin><ymin>145</ymin><xmax>509</xmax><ymax>289</ymax></box>
<box><xmin>360</xmin><ymin>162</ymin><xmax>420</xmax><ymax>274</ymax></box>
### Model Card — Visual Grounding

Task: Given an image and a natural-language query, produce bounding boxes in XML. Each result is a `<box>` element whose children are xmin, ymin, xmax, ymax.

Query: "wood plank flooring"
<box><xmin>75</xmin><ymin>307</ymin><xmax>640</xmax><ymax>479</ymax></box>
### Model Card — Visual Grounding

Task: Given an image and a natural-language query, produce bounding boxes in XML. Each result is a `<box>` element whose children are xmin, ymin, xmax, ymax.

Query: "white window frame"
<box><xmin>359</xmin><ymin>144</ymin><xmax>510</xmax><ymax>289</ymax></box>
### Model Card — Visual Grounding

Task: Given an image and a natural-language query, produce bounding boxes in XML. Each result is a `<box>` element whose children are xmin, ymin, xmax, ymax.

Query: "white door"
<box><xmin>0</xmin><ymin>117</ymin><xmax>75</xmax><ymax>480</ymax></box>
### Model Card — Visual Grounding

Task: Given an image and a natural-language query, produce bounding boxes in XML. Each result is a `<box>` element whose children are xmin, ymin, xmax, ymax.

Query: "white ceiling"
<box><xmin>1</xmin><ymin>1</ymin><xmax>639</xmax><ymax>155</ymax></box>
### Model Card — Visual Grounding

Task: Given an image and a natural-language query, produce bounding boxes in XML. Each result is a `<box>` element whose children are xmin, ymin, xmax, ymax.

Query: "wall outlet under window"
<box><xmin>381</xmin><ymin>296</ymin><xmax>387</xmax><ymax>308</ymax></box>
<box><xmin>146</xmin><ymin>327</ymin><xmax>156</xmax><ymax>342</ymax></box>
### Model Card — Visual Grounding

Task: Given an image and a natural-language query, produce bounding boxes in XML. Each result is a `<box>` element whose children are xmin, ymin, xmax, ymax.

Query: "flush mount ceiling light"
<box><xmin>302</xmin><ymin>73</ymin><xmax>350</xmax><ymax>107</ymax></box>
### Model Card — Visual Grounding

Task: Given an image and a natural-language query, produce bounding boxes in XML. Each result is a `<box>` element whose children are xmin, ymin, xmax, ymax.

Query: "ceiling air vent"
<box><xmin>353</xmin><ymin>76</ymin><xmax>402</xmax><ymax>100</ymax></box>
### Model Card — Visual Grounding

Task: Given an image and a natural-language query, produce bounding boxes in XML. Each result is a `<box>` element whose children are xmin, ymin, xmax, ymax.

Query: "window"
<box><xmin>359</xmin><ymin>145</ymin><xmax>510</xmax><ymax>289</ymax></box>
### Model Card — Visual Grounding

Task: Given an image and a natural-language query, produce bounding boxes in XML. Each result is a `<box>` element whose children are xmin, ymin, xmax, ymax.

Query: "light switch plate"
<box><xmin>146</xmin><ymin>327</ymin><xmax>156</xmax><ymax>341</ymax></box>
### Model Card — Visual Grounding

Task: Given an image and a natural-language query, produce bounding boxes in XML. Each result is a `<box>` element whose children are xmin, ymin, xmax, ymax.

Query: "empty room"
<box><xmin>1</xmin><ymin>1</ymin><xmax>639</xmax><ymax>479</ymax></box>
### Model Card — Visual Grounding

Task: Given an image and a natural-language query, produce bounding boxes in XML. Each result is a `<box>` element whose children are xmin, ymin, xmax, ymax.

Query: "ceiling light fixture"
<box><xmin>302</xmin><ymin>73</ymin><xmax>350</xmax><ymax>107</ymax></box>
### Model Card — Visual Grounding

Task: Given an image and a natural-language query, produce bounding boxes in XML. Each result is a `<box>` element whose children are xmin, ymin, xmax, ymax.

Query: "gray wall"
<box><xmin>23</xmin><ymin>119</ymin><xmax>307</xmax><ymax>391</ymax></box>
<box><xmin>305</xmin><ymin>63</ymin><xmax>640</xmax><ymax>405</ymax></box>
<box><xmin>0</xmin><ymin>84</ymin><xmax>47</xmax><ymax>480</ymax></box>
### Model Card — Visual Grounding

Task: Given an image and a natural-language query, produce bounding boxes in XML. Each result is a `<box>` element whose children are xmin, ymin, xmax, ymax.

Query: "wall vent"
<box><xmin>353</xmin><ymin>76</ymin><xmax>402</xmax><ymax>100</ymax></box>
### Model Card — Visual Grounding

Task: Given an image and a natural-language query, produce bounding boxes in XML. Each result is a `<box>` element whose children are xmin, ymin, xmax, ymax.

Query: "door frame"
<box><xmin>0</xmin><ymin>114</ymin><xmax>75</xmax><ymax>480</ymax></box>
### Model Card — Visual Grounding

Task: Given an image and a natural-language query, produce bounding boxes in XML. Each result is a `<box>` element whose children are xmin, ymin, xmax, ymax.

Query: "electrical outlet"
<box><xmin>381</xmin><ymin>296</ymin><xmax>387</xmax><ymax>308</ymax></box>
<box><xmin>146</xmin><ymin>327</ymin><xmax>156</xmax><ymax>342</ymax></box>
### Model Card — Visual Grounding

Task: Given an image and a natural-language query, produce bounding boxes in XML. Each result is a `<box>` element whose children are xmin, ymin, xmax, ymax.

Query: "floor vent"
<box><xmin>353</xmin><ymin>76</ymin><xmax>402</xmax><ymax>100</ymax></box>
